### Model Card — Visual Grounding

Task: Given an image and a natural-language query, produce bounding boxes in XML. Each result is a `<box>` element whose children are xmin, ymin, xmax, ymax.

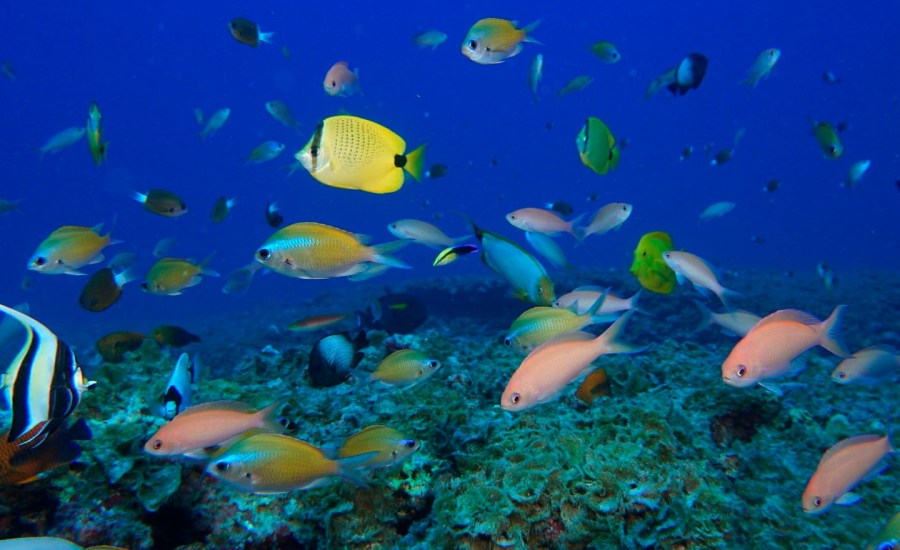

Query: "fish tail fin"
<box><xmin>819</xmin><ymin>304</ymin><xmax>850</xmax><ymax>358</ymax></box>
<box><xmin>197</xmin><ymin>253</ymin><xmax>220</xmax><ymax>277</ymax></box>
<box><xmin>596</xmin><ymin>310</ymin><xmax>647</xmax><ymax>354</ymax></box>
<box><xmin>371</xmin><ymin>240</ymin><xmax>411</xmax><ymax>270</ymax></box>
<box><xmin>257</xmin><ymin>400</ymin><xmax>287</xmax><ymax>433</ymax></box>
<box><xmin>335</xmin><ymin>453</ymin><xmax>377</xmax><ymax>488</ymax></box>
<box><xmin>403</xmin><ymin>144</ymin><xmax>427</xmax><ymax>181</ymax></box>
<box><xmin>521</xmin><ymin>20</ymin><xmax>542</xmax><ymax>44</ymax></box>
<box><xmin>259</xmin><ymin>31</ymin><xmax>275</xmax><ymax>45</ymax></box>
<box><xmin>692</xmin><ymin>300</ymin><xmax>714</xmax><ymax>334</ymax></box>
<box><xmin>568</xmin><ymin>212</ymin><xmax>588</xmax><ymax>241</ymax></box>
<box><xmin>717</xmin><ymin>288</ymin><xmax>742</xmax><ymax>311</ymax></box>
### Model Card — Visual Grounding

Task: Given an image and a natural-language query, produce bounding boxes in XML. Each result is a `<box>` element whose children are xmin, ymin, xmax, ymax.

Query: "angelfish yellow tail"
<box><xmin>403</xmin><ymin>143</ymin><xmax>427</xmax><ymax>181</ymax></box>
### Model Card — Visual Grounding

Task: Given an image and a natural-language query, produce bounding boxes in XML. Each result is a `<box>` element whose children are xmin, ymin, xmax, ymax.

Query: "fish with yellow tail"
<box><xmin>662</xmin><ymin>251</ymin><xmax>740</xmax><ymax>308</ymax></box>
<box><xmin>369</xmin><ymin>349</ymin><xmax>441</xmax><ymax>389</ymax></box>
<box><xmin>461</xmin><ymin>18</ymin><xmax>541</xmax><ymax>64</ymax></box>
<box><xmin>338</xmin><ymin>425</ymin><xmax>419</xmax><ymax>469</ymax></box>
<box><xmin>501</xmin><ymin>310</ymin><xmax>646</xmax><ymax>412</ymax></box>
<box><xmin>28</xmin><ymin>223</ymin><xmax>118</xmax><ymax>275</ymax></box>
<box><xmin>141</xmin><ymin>256</ymin><xmax>219</xmax><ymax>296</ymax></box>
<box><xmin>206</xmin><ymin>431</ymin><xmax>371</xmax><ymax>494</ymax></box>
<box><xmin>802</xmin><ymin>432</ymin><xmax>894</xmax><ymax>514</ymax></box>
<box><xmin>721</xmin><ymin>306</ymin><xmax>850</xmax><ymax>393</ymax></box>
<box><xmin>86</xmin><ymin>101</ymin><xmax>107</xmax><ymax>165</ymax></box>
<box><xmin>296</xmin><ymin>115</ymin><xmax>426</xmax><ymax>194</ymax></box>
<box><xmin>576</xmin><ymin>117</ymin><xmax>620</xmax><ymax>175</ymax></box>
<box><xmin>468</xmin><ymin>218</ymin><xmax>555</xmax><ymax>305</ymax></box>
<box><xmin>256</xmin><ymin>222</ymin><xmax>410</xmax><ymax>279</ymax></box>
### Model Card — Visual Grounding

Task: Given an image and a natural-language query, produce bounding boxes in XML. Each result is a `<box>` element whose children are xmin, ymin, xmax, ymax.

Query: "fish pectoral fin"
<box><xmin>675</xmin><ymin>272</ymin><xmax>686</xmax><ymax>285</ymax></box>
<box><xmin>835</xmin><ymin>492</ymin><xmax>861</xmax><ymax>506</ymax></box>
<box><xmin>756</xmin><ymin>382</ymin><xmax>783</xmax><ymax>396</ymax></box>
<box><xmin>64</xmin><ymin>268</ymin><xmax>88</xmax><ymax>276</ymax></box>
<box><xmin>89</xmin><ymin>254</ymin><xmax>105</xmax><ymax>265</ymax></box>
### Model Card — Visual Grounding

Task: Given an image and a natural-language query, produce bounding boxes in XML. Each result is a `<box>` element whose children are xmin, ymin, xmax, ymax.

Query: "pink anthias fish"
<box><xmin>552</xmin><ymin>286</ymin><xmax>641</xmax><ymax>316</ymax></box>
<box><xmin>831</xmin><ymin>345</ymin><xmax>900</xmax><ymax>385</ymax></box>
<box><xmin>662</xmin><ymin>250</ymin><xmax>740</xmax><ymax>309</ymax></box>
<box><xmin>500</xmin><ymin>311</ymin><xmax>646</xmax><ymax>412</ymax></box>
<box><xmin>802</xmin><ymin>433</ymin><xmax>895</xmax><ymax>514</ymax></box>
<box><xmin>505</xmin><ymin>207</ymin><xmax>584</xmax><ymax>239</ymax></box>
<box><xmin>721</xmin><ymin>306</ymin><xmax>850</xmax><ymax>394</ymax></box>
<box><xmin>323</xmin><ymin>61</ymin><xmax>360</xmax><ymax>97</ymax></box>
<box><xmin>581</xmin><ymin>202</ymin><xmax>633</xmax><ymax>239</ymax></box>
<box><xmin>144</xmin><ymin>400</ymin><xmax>283</xmax><ymax>457</ymax></box>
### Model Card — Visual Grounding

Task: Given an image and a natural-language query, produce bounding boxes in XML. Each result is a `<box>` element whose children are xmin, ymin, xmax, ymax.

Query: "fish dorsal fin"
<box><xmin>818</xmin><ymin>434</ymin><xmax>883</xmax><ymax>466</ymax></box>
<box><xmin>572</xmin><ymin>285</ymin><xmax>605</xmax><ymax>293</ymax></box>
<box><xmin>755</xmin><ymin>309</ymin><xmax>821</xmax><ymax>329</ymax></box>
<box><xmin>177</xmin><ymin>400</ymin><xmax>256</xmax><ymax>417</ymax></box>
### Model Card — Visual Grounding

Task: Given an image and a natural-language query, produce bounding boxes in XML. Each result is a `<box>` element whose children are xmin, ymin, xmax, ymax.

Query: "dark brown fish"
<box><xmin>151</xmin><ymin>325</ymin><xmax>200</xmax><ymax>348</ymax></box>
<box><xmin>575</xmin><ymin>368</ymin><xmax>611</xmax><ymax>404</ymax></box>
<box><xmin>79</xmin><ymin>267</ymin><xmax>134</xmax><ymax>312</ymax></box>
<box><xmin>229</xmin><ymin>17</ymin><xmax>272</xmax><ymax>48</ymax></box>
<box><xmin>265</xmin><ymin>202</ymin><xmax>283</xmax><ymax>228</ymax></box>
<box><xmin>134</xmin><ymin>189</ymin><xmax>187</xmax><ymax>217</ymax></box>
<box><xmin>0</xmin><ymin>418</ymin><xmax>92</xmax><ymax>485</ymax></box>
<box><xmin>210</xmin><ymin>196</ymin><xmax>235</xmax><ymax>224</ymax></box>
<box><xmin>96</xmin><ymin>331</ymin><xmax>146</xmax><ymax>363</ymax></box>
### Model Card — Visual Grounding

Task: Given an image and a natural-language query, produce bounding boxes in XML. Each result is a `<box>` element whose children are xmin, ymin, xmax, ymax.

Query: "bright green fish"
<box><xmin>629</xmin><ymin>231</ymin><xmax>676</xmax><ymax>294</ymax></box>
<box><xmin>813</xmin><ymin>121</ymin><xmax>843</xmax><ymax>159</ymax></box>
<box><xmin>86</xmin><ymin>100</ymin><xmax>107</xmax><ymax>165</ymax></box>
<box><xmin>576</xmin><ymin>117</ymin><xmax>620</xmax><ymax>175</ymax></box>
<box><xmin>470</xmin><ymin>219</ymin><xmax>555</xmax><ymax>305</ymax></box>
<box><xmin>591</xmin><ymin>41</ymin><xmax>621</xmax><ymax>63</ymax></box>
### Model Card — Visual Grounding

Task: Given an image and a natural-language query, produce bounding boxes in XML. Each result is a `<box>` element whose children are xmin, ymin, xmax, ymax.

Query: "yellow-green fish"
<box><xmin>504</xmin><ymin>292</ymin><xmax>615</xmax><ymax>353</ymax></box>
<box><xmin>141</xmin><ymin>257</ymin><xmax>218</xmax><ymax>296</ymax></box>
<box><xmin>199</xmin><ymin>108</ymin><xmax>230</xmax><ymax>139</ymax></box>
<box><xmin>576</xmin><ymin>117</ymin><xmax>620</xmax><ymax>175</ymax></box>
<box><xmin>210</xmin><ymin>196</ymin><xmax>236</xmax><ymax>223</ymax></box>
<box><xmin>461</xmin><ymin>18</ymin><xmax>541</xmax><ymax>64</ymax></box>
<box><xmin>28</xmin><ymin>224</ymin><xmax>116</xmax><ymax>275</ymax></box>
<box><xmin>558</xmin><ymin>75</ymin><xmax>593</xmax><ymax>96</ymax></box>
<box><xmin>86</xmin><ymin>100</ymin><xmax>107</xmax><ymax>165</ymax></box>
<box><xmin>813</xmin><ymin>121</ymin><xmax>843</xmax><ymax>159</ymax></box>
<box><xmin>590</xmin><ymin>41</ymin><xmax>621</xmax><ymax>63</ymax></box>
<box><xmin>132</xmin><ymin>189</ymin><xmax>188</xmax><ymax>217</ymax></box>
<box><xmin>470</xmin><ymin>219</ymin><xmax>555</xmax><ymax>305</ymax></box>
<box><xmin>256</xmin><ymin>222</ymin><xmax>409</xmax><ymax>279</ymax></box>
<box><xmin>414</xmin><ymin>30</ymin><xmax>448</xmax><ymax>50</ymax></box>
<box><xmin>338</xmin><ymin>425</ymin><xmax>419</xmax><ymax>468</ymax></box>
<box><xmin>370</xmin><ymin>349</ymin><xmax>441</xmax><ymax>389</ymax></box>
<box><xmin>246</xmin><ymin>140</ymin><xmax>285</xmax><ymax>164</ymax></box>
<box><xmin>867</xmin><ymin>511</ymin><xmax>900</xmax><ymax>550</ymax></box>
<box><xmin>206</xmin><ymin>432</ymin><xmax>368</xmax><ymax>494</ymax></box>
<box><xmin>629</xmin><ymin>231</ymin><xmax>676</xmax><ymax>294</ymax></box>
<box><xmin>297</xmin><ymin>115</ymin><xmax>426</xmax><ymax>194</ymax></box>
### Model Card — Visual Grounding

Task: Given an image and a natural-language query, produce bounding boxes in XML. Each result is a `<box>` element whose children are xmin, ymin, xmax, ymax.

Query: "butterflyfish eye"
<box><xmin>511</xmin><ymin>393</ymin><xmax>521</xmax><ymax>404</ymax></box>
<box><xmin>34</xmin><ymin>257</ymin><xmax>46</xmax><ymax>266</ymax></box>
<box><xmin>152</xmin><ymin>440</ymin><xmax>163</xmax><ymax>450</ymax></box>
<box><xmin>468</xmin><ymin>40</ymin><xmax>477</xmax><ymax>50</ymax></box>
<box><xmin>310</xmin><ymin>147</ymin><xmax>318</xmax><ymax>158</ymax></box>
<box><xmin>257</xmin><ymin>248</ymin><xmax>272</xmax><ymax>261</ymax></box>
<box><xmin>736</xmin><ymin>365</ymin><xmax>747</xmax><ymax>377</ymax></box>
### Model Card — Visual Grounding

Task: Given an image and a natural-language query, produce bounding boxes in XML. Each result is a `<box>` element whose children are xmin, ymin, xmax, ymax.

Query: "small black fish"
<box><xmin>545</xmin><ymin>201</ymin><xmax>574</xmax><ymax>217</ymax></box>
<box><xmin>79</xmin><ymin>267</ymin><xmax>134</xmax><ymax>312</ymax></box>
<box><xmin>679</xmin><ymin>146</ymin><xmax>693</xmax><ymax>161</ymax></box>
<box><xmin>210</xmin><ymin>196</ymin><xmax>235</xmax><ymax>224</ymax></box>
<box><xmin>668</xmin><ymin>53</ymin><xmax>708</xmax><ymax>96</ymax></box>
<box><xmin>265</xmin><ymin>202</ymin><xmax>283</xmax><ymax>228</ymax></box>
<box><xmin>229</xmin><ymin>17</ymin><xmax>272</xmax><ymax>48</ymax></box>
<box><xmin>425</xmin><ymin>163</ymin><xmax>448</xmax><ymax>179</ymax></box>
<box><xmin>151</xmin><ymin>325</ymin><xmax>200</xmax><ymax>348</ymax></box>
<box><xmin>710</xmin><ymin>149</ymin><xmax>734</xmax><ymax>166</ymax></box>
<box><xmin>764</xmin><ymin>179</ymin><xmax>781</xmax><ymax>193</ymax></box>
<box><xmin>308</xmin><ymin>332</ymin><xmax>368</xmax><ymax>388</ymax></box>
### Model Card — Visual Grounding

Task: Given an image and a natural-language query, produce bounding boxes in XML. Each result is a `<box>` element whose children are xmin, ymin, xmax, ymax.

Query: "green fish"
<box><xmin>591</xmin><ymin>41</ymin><xmax>621</xmax><ymax>63</ymax></box>
<box><xmin>504</xmin><ymin>292</ymin><xmax>618</xmax><ymax>353</ymax></box>
<box><xmin>370</xmin><ymin>349</ymin><xmax>441</xmax><ymax>389</ymax></box>
<box><xmin>558</xmin><ymin>75</ymin><xmax>594</xmax><ymax>96</ymax></box>
<box><xmin>629</xmin><ymin>231</ymin><xmax>676</xmax><ymax>294</ymax></box>
<box><xmin>470</xmin><ymin>220</ymin><xmax>555</xmax><ymax>305</ymax></box>
<box><xmin>813</xmin><ymin>121</ymin><xmax>843</xmax><ymax>159</ymax></box>
<box><xmin>576</xmin><ymin>117</ymin><xmax>620</xmax><ymax>175</ymax></box>
<box><xmin>86</xmin><ymin>100</ymin><xmax>107</xmax><ymax>165</ymax></box>
<box><xmin>867</xmin><ymin>511</ymin><xmax>900</xmax><ymax>550</ymax></box>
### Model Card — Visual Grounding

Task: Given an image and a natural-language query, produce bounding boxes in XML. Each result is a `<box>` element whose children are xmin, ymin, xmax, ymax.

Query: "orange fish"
<box><xmin>802</xmin><ymin>433</ymin><xmax>894</xmax><ymax>514</ymax></box>
<box><xmin>96</xmin><ymin>331</ymin><xmax>146</xmax><ymax>363</ymax></box>
<box><xmin>288</xmin><ymin>313</ymin><xmax>349</xmax><ymax>332</ymax></box>
<box><xmin>144</xmin><ymin>400</ymin><xmax>283</xmax><ymax>457</ymax></box>
<box><xmin>323</xmin><ymin>61</ymin><xmax>360</xmax><ymax>97</ymax></box>
<box><xmin>0</xmin><ymin>418</ymin><xmax>91</xmax><ymax>485</ymax></box>
<box><xmin>574</xmin><ymin>368</ymin><xmax>611</xmax><ymax>404</ymax></box>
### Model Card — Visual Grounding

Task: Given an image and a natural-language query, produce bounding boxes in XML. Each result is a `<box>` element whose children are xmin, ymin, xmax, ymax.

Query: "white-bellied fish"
<box><xmin>645</xmin><ymin>53</ymin><xmax>708</xmax><ymax>98</ymax></box>
<box><xmin>582</xmin><ymin>202</ymin><xmax>632</xmax><ymax>238</ymax></box>
<box><xmin>86</xmin><ymin>101</ymin><xmax>107</xmax><ymax>165</ymax></box>
<box><xmin>142</xmin><ymin>257</ymin><xmax>219</xmax><ymax>296</ymax></box>
<box><xmin>323</xmin><ymin>61</ymin><xmax>361</xmax><ymax>97</ymax></box>
<box><xmin>576</xmin><ymin>117</ymin><xmax>620</xmax><ymax>175</ymax></box>
<box><xmin>553</xmin><ymin>287</ymin><xmax>640</xmax><ymax>316</ymax></box>
<box><xmin>265</xmin><ymin>100</ymin><xmax>298</xmax><ymax>131</ymax></box>
<box><xmin>461</xmin><ymin>18</ymin><xmax>541</xmax><ymax>64</ymax></box>
<box><xmin>721</xmin><ymin>306</ymin><xmax>849</xmax><ymax>392</ymax></box>
<box><xmin>133</xmin><ymin>189</ymin><xmax>187</xmax><ymax>217</ymax></box>
<box><xmin>161</xmin><ymin>353</ymin><xmax>196</xmax><ymax>419</ymax></box>
<box><xmin>39</xmin><ymin>127</ymin><xmax>85</xmax><ymax>158</ymax></box>
<box><xmin>413</xmin><ymin>30</ymin><xmax>447</xmax><ymax>50</ymax></box>
<box><xmin>506</xmin><ymin>207</ymin><xmax>583</xmax><ymax>239</ymax></box>
<box><xmin>369</xmin><ymin>349</ymin><xmax>441</xmax><ymax>389</ymax></box>
<box><xmin>742</xmin><ymin>48</ymin><xmax>781</xmax><ymax>87</ymax></box>
<box><xmin>469</xmin><ymin>219</ymin><xmax>555</xmax><ymax>305</ymax></box>
<box><xmin>388</xmin><ymin>219</ymin><xmax>464</xmax><ymax>249</ymax></box>
<box><xmin>296</xmin><ymin>115</ymin><xmax>426</xmax><ymax>194</ymax></box>
<box><xmin>802</xmin><ymin>433</ymin><xmax>894</xmax><ymax>514</ymax></box>
<box><xmin>256</xmin><ymin>222</ymin><xmax>409</xmax><ymax>279</ymax></box>
<box><xmin>199</xmin><ymin>108</ymin><xmax>230</xmax><ymax>139</ymax></box>
<box><xmin>831</xmin><ymin>345</ymin><xmax>900</xmax><ymax>385</ymax></box>
<box><xmin>662</xmin><ymin>251</ymin><xmax>739</xmax><ymax>308</ymax></box>
<box><xmin>338</xmin><ymin>425</ymin><xmax>419</xmax><ymax>468</ymax></box>
<box><xmin>0</xmin><ymin>304</ymin><xmax>95</xmax><ymax>444</ymax></box>
<box><xmin>501</xmin><ymin>311</ymin><xmax>645</xmax><ymax>411</ymax></box>
<box><xmin>229</xmin><ymin>17</ymin><xmax>273</xmax><ymax>47</ymax></box>
<box><xmin>28</xmin><ymin>224</ymin><xmax>117</xmax><ymax>275</ymax></box>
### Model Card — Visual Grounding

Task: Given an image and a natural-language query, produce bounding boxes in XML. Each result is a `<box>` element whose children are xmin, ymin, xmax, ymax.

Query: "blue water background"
<box><xmin>0</xmin><ymin>1</ymin><xmax>898</xmax><ymax>337</ymax></box>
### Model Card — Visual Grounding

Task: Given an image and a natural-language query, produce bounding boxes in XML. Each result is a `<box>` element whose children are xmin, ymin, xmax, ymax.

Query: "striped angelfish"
<box><xmin>0</xmin><ymin>304</ymin><xmax>95</xmax><ymax>444</ymax></box>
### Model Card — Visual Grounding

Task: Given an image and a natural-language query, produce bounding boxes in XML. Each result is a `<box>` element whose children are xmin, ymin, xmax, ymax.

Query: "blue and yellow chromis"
<box><xmin>86</xmin><ymin>100</ymin><xmax>107</xmax><ymax>165</ymax></box>
<box><xmin>256</xmin><ymin>222</ymin><xmax>409</xmax><ymax>279</ymax></box>
<box><xmin>338</xmin><ymin>425</ymin><xmax>420</xmax><ymax>469</ymax></box>
<box><xmin>461</xmin><ymin>18</ymin><xmax>541</xmax><ymax>64</ymax></box>
<box><xmin>369</xmin><ymin>349</ymin><xmax>441</xmax><ymax>389</ymax></box>
<box><xmin>296</xmin><ymin>115</ymin><xmax>426</xmax><ymax>194</ymax></box>
<box><xmin>576</xmin><ymin>117</ymin><xmax>620</xmax><ymax>175</ymax></box>
<box><xmin>141</xmin><ymin>257</ymin><xmax>219</xmax><ymax>296</ymax></box>
<box><xmin>28</xmin><ymin>224</ymin><xmax>118</xmax><ymax>275</ymax></box>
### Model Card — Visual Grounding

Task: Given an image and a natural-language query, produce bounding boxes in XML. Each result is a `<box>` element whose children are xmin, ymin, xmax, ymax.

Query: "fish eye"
<box><xmin>243</xmin><ymin>472</ymin><xmax>252</xmax><ymax>480</ymax></box>
<box><xmin>468</xmin><ymin>40</ymin><xmax>477</xmax><ymax>50</ymax></box>
<box><xmin>391</xmin><ymin>450</ymin><xmax>399</xmax><ymax>458</ymax></box>
<box><xmin>503</xmin><ymin>338</ymin><xmax>513</xmax><ymax>346</ymax></box>
<box><xmin>311</xmin><ymin>147</ymin><xmax>318</xmax><ymax>158</ymax></box>
<box><xmin>257</xmin><ymin>248</ymin><xmax>271</xmax><ymax>261</ymax></box>
<box><xmin>836</xmin><ymin>371</ymin><xmax>846</xmax><ymax>379</ymax></box>
<box><xmin>168</xmin><ymin>207</ymin><xmax>175</xmax><ymax>213</ymax></box>
<box><xmin>404</xmin><ymin>440</ymin><xmax>417</xmax><ymax>449</ymax></box>
<box><xmin>34</xmin><ymin>257</ymin><xmax>46</xmax><ymax>266</ymax></box>
<box><xmin>152</xmin><ymin>440</ymin><xmax>163</xmax><ymax>450</ymax></box>
<box><xmin>511</xmin><ymin>393</ymin><xmax>521</xmax><ymax>404</ymax></box>
<box><xmin>428</xmin><ymin>360</ymin><xmax>440</xmax><ymax>369</ymax></box>
<box><xmin>736</xmin><ymin>365</ymin><xmax>747</xmax><ymax>377</ymax></box>
<box><xmin>813</xmin><ymin>496</ymin><xmax>822</xmax><ymax>508</ymax></box>
<box><xmin>214</xmin><ymin>461</ymin><xmax>229</xmax><ymax>472</ymax></box>
<box><xmin>509</xmin><ymin>215</ymin><xmax>517</xmax><ymax>220</ymax></box>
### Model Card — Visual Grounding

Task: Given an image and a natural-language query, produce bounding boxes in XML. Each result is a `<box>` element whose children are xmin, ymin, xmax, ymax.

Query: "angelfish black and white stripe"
<box><xmin>0</xmin><ymin>303</ymin><xmax>94</xmax><ymax>444</ymax></box>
